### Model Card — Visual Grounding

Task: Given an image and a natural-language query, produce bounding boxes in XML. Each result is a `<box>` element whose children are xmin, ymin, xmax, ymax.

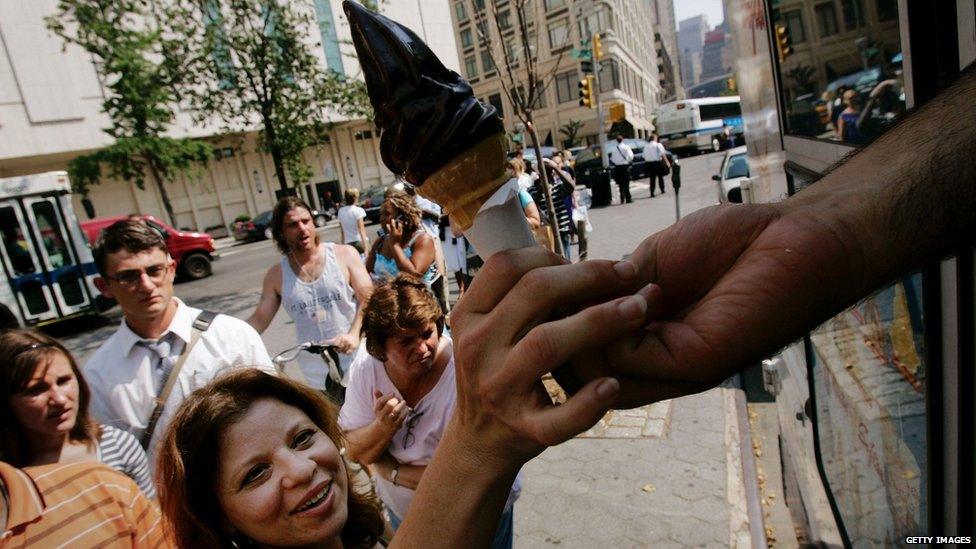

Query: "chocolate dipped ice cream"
<box><xmin>343</xmin><ymin>0</ymin><xmax>515</xmax><ymax>232</ymax></box>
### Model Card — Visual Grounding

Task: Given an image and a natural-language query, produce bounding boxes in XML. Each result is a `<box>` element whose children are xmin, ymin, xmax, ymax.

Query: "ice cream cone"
<box><xmin>416</xmin><ymin>133</ymin><xmax>509</xmax><ymax>232</ymax></box>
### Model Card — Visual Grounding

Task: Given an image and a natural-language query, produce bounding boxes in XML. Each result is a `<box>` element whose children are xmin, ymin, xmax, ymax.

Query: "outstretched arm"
<box><xmin>393</xmin><ymin>251</ymin><xmax>656</xmax><ymax>547</ymax></box>
<box><xmin>553</xmin><ymin>63</ymin><xmax>976</xmax><ymax>408</ymax></box>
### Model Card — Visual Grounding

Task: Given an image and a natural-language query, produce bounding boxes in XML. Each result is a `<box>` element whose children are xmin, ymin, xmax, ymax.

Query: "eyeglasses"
<box><xmin>103</xmin><ymin>263</ymin><xmax>170</xmax><ymax>287</ymax></box>
<box><xmin>402</xmin><ymin>410</ymin><xmax>425</xmax><ymax>449</ymax></box>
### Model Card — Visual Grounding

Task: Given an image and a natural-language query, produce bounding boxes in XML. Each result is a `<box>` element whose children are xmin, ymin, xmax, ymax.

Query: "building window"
<box><xmin>488</xmin><ymin>93</ymin><xmax>504</xmax><ymax>118</ymax></box>
<box><xmin>354</xmin><ymin>130</ymin><xmax>373</xmax><ymax>140</ymax></box>
<box><xmin>473</xmin><ymin>0</ymin><xmax>485</xmax><ymax>9</ymax></box>
<box><xmin>547</xmin><ymin>19</ymin><xmax>570</xmax><ymax>50</ymax></box>
<box><xmin>505</xmin><ymin>39</ymin><xmax>519</xmax><ymax>64</ymax></box>
<box><xmin>465</xmin><ymin>56</ymin><xmax>478</xmax><ymax>79</ymax></box>
<box><xmin>498</xmin><ymin>11</ymin><xmax>512</xmax><ymax>30</ymax></box>
<box><xmin>460</xmin><ymin>28</ymin><xmax>473</xmax><ymax>49</ymax></box>
<box><xmin>544</xmin><ymin>0</ymin><xmax>566</xmax><ymax>10</ymax></box>
<box><xmin>841</xmin><ymin>0</ymin><xmax>865</xmax><ymax>30</ymax></box>
<box><xmin>554</xmin><ymin>70</ymin><xmax>577</xmax><ymax>103</ymax></box>
<box><xmin>783</xmin><ymin>10</ymin><xmax>807</xmax><ymax>43</ymax></box>
<box><xmin>598</xmin><ymin>59</ymin><xmax>618</xmax><ymax>93</ymax></box>
<box><xmin>455</xmin><ymin>2</ymin><xmax>467</xmax><ymax>22</ymax></box>
<box><xmin>578</xmin><ymin>6</ymin><xmax>611</xmax><ymax>39</ymax></box>
<box><xmin>875</xmin><ymin>0</ymin><xmax>897</xmax><ymax>20</ymax></box>
<box><xmin>481</xmin><ymin>50</ymin><xmax>495</xmax><ymax>73</ymax></box>
<box><xmin>476</xmin><ymin>20</ymin><xmax>489</xmax><ymax>40</ymax></box>
<box><xmin>815</xmin><ymin>2</ymin><xmax>839</xmax><ymax>37</ymax></box>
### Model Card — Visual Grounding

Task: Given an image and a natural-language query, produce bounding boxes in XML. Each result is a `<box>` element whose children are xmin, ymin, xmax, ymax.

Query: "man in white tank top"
<box><xmin>247</xmin><ymin>197</ymin><xmax>373</xmax><ymax>389</ymax></box>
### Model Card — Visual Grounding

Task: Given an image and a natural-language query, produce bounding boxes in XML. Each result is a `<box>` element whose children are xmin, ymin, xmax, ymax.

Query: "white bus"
<box><xmin>0</xmin><ymin>171</ymin><xmax>103</xmax><ymax>328</ymax></box>
<box><xmin>655</xmin><ymin>96</ymin><xmax>744</xmax><ymax>156</ymax></box>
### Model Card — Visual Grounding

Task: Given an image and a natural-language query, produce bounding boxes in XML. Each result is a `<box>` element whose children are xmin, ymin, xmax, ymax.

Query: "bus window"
<box><xmin>809</xmin><ymin>272</ymin><xmax>928</xmax><ymax>542</ymax></box>
<box><xmin>0</xmin><ymin>207</ymin><xmax>36</xmax><ymax>276</ymax></box>
<box><xmin>771</xmin><ymin>2</ymin><xmax>906</xmax><ymax>145</ymax></box>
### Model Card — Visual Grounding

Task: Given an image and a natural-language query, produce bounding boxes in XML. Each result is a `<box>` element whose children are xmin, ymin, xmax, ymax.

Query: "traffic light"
<box><xmin>592</xmin><ymin>34</ymin><xmax>603</xmax><ymax>61</ymax></box>
<box><xmin>578</xmin><ymin>75</ymin><xmax>595</xmax><ymax>108</ymax></box>
<box><xmin>775</xmin><ymin>24</ymin><xmax>792</xmax><ymax>62</ymax></box>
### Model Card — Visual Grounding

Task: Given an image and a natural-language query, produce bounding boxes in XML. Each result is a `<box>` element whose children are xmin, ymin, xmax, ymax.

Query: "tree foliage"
<box><xmin>47</xmin><ymin>0</ymin><xmax>213</xmax><ymax>225</ymax></box>
<box><xmin>172</xmin><ymin>0</ymin><xmax>370</xmax><ymax>190</ymax></box>
<box><xmin>559</xmin><ymin>120</ymin><xmax>584</xmax><ymax>148</ymax></box>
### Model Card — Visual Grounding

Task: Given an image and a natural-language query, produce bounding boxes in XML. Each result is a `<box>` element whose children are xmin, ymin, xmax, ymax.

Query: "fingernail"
<box><xmin>637</xmin><ymin>283</ymin><xmax>660</xmax><ymax>302</ymax></box>
<box><xmin>613</xmin><ymin>260</ymin><xmax>636</xmax><ymax>280</ymax></box>
<box><xmin>596</xmin><ymin>377</ymin><xmax>620</xmax><ymax>400</ymax></box>
<box><xmin>618</xmin><ymin>294</ymin><xmax>647</xmax><ymax>320</ymax></box>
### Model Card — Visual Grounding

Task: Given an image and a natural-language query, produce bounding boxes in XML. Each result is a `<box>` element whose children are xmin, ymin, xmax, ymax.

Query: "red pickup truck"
<box><xmin>80</xmin><ymin>215</ymin><xmax>217</xmax><ymax>280</ymax></box>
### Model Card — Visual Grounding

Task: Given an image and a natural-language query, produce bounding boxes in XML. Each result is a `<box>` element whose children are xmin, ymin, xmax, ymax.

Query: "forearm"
<box><xmin>392</xmin><ymin>420</ymin><xmax>516</xmax><ymax>548</ymax></box>
<box><xmin>781</xmin><ymin>65</ymin><xmax>976</xmax><ymax>295</ymax></box>
<box><xmin>391</xmin><ymin>243</ymin><xmax>424</xmax><ymax>276</ymax></box>
<box><xmin>347</xmin><ymin>306</ymin><xmax>365</xmax><ymax>340</ymax></box>
<box><xmin>374</xmin><ymin>454</ymin><xmax>426</xmax><ymax>490</ymax></box>
<box><xmin>344</xmin><ymin>422</ymin><xmax>396</xmax><ymax>464</ymax></box>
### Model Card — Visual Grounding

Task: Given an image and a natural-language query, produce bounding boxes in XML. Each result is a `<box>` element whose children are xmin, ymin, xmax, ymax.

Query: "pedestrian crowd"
<box><xmin>1</xmin><ymin>65</ymin><xmax>974</xmax><ymax>547</ymax></box>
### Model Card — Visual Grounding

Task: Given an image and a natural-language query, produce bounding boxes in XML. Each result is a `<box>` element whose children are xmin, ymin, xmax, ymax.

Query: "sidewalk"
<box><xmin>514</xmin><ymin>388</ymin><xmax>765</xmax><ymax>548</ymax></box>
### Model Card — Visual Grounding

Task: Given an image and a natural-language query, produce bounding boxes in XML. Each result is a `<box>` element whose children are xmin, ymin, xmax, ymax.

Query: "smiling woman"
<box><xmin>155</xmin><ymin>368</ymin><xmax>385</xmax><ymax>548</ymax></box>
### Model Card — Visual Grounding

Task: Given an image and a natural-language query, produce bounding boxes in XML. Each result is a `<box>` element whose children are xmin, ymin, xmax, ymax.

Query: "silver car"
<box><xmin>712</xmin><ymin>145</ymin><xmax>750</xmax><ymax>203</ymax></box>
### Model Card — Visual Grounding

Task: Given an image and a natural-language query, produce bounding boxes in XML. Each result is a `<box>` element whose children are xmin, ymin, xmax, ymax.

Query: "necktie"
<box><xmin>138</xmin><ymin>333</ymin><xmax>178</xmax><ymax>393</ymax></box>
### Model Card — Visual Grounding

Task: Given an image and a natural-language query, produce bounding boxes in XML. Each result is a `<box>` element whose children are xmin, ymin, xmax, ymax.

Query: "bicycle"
<box><xmin>272</xmin><ymin>341</ymin><xmax>346</xmax><ymax>405</ymax></box>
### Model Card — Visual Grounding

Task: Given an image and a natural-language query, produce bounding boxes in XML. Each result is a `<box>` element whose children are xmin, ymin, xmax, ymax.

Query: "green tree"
<box><xmin>173</xmin><ymin>0</ymin><xmax>370</xmax><ymax>191</ymax></box>
<box><xmin>47</xmin><ymin>0</ymin><xmax>213</xmax><ymax>226</ymax></box>
<box><xmin>559</xmin><ymin>119</ymin><xmax>584</xmax><ymax>148</ymax></box>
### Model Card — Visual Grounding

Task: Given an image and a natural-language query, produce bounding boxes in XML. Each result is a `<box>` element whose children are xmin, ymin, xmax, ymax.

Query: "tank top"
<box><xmin>281</xmin><ymin>243</ymin><xmax>360</xmax><ymax>388</ymax></box>
<box><xmin>373</xmin><ymin>231</ymin><xmax>440</xmax><ymax>286</ymax></box>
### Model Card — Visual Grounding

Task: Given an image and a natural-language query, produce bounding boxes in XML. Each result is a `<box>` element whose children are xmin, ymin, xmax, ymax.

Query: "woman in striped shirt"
<box><xmin>0</xmin><ymin>328</ymin><xmax>155</xmax><ymax>498</ymax></box>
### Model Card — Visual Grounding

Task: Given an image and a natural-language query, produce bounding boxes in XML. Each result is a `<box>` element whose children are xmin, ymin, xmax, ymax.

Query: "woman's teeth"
<box><xmin>295</xmin><ymin>483</ymin><xmax>331</xmax><ymax>513</ymax></box>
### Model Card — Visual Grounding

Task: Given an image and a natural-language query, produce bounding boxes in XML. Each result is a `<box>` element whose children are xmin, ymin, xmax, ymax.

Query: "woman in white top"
<box><xmin>339</xmin><ymin>275</ymin><xmax>519</xmax><ymax>547</ymax></box>
<box><xmin>338</xmin><ymin>188</ymin><xmax>371</xmax><ymax>254</ymax></box>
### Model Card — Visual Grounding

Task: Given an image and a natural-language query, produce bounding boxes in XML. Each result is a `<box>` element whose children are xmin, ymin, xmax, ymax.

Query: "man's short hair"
<box><xmin>92</xmin><ymin>220</ymin><xmax>168</xmax><ymax>276</ymax></box>
<box><xmin>271</xmin><ymin>196</ymin><xmax>316</xmax><ymax>255</ymax></box>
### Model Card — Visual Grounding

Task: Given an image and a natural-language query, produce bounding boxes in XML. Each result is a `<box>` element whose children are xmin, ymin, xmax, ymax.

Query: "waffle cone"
<box><xmin>416</xmin><ymin>133</ymin><xmax>509</xmax><ymax>231</ymax></box>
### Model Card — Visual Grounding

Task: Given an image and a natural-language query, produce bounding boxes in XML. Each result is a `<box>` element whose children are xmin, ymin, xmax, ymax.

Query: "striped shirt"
<box><xmin>97</xmin><ymin>425</ymin><xmax>156</xmax><ymax>499</ymax></box>
<box><xmin>528</xmin><ymin>179</ymin><xmax>573</xmax><ymax>235</ymax></box>
<box><xmin>0</xmin><ymin>461</ymin><xmax>168</xmax><ymax>548</ymax></box>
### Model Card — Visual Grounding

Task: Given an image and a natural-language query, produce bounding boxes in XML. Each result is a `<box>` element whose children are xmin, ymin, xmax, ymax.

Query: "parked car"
<box><xmin>358</xmin><ymin>185</ymin><xmax>390</xmax><ymax>224</ymax></box>
<box><xmin>712</xmin><ymin>145</ymin><xmax>750</xmax><ymax>203</ymax></box>
<box><xmin>573</xmin><ymin>139</ymin><xmax>653</xmax><ymax>187</ymax></box>
<box><xmin>233</xmin><ymin>210</ymin><xmax>274</xmax><ymax>242</ymax></box>
<box><xmin>80</xmin><ymin>215</ymin><xmax>217</xmax><ymax>280</ymax></box>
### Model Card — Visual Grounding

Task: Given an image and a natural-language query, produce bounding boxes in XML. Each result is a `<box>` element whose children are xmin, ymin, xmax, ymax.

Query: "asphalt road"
<box><xmin>57</xmin><ymin>150</ymin><xmax>730</xmax><ymax>363</ymax></box>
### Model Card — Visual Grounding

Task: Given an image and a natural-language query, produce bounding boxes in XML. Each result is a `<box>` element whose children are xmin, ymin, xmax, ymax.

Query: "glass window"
<box><xmin>488</xmin><ymin>93</ymin><xmax>504</xmax><ymax>119</ymax></box>
<box><xmin>498</xmin><ymin>11</ymin><xmax>511</xmax><ymax>30</ymax></box>
<box><xmin>544</xmin><ymin>0</ymin><xmax>565</xmax><ymax>11</ymax></box>
<box><xmin>700</xmin><ymin>102</ymin><xmax>742</xmax><ymax>121</ymax></box>
<box><xmin>464</xmin><ymin>56</ymin><xmax>478</xmax><ymax>79</ymax></box>
<box><xmin>0</xmin><ymin>206</ymin><xmax>37</xmax><ymax>276</ymax></box>
<box><xmin>784</xmin><ymin>9</ymin><xmax>806</xmax><ymax>43</ymax></box>
<box><xmin>810</xmin><ymin>273</ymin><xmax>929</xmax><ymax>543</ymax></box>
<box><xmin>599</xmin><ymin>58</ymin><xmax>618</xmax><ymax>93</ymax></box>
<box><xmin>460</xmin><ymin>28</ymin><xmax>473</xmax><ymax>49</ymax></box>
<box><xmin>455</xmin><ymin>2</ymin><xmax>467</xmax><ymax>22</ymax></box>
<box><xmin>505</xmin><ymin>39</ymin><xmax>519</xmax><ymax>65</ymax></box>
<box><xmin>841</xmin><ymin>0</ymin><xmax>866</xmax><ymax>30</ymax></box>
<box><xmin>875</xmin><ymin>0</ymin><xmax>897</xmax><ymax>21</ymax></box>
<box><xmin>481</xmin><ymin>50</ymin><xmax>495</xmax><ymax>73</ymax></box>
<box><xmin>772</xmin><ymin>0</ymin><xmax>905</xmax><ymax>145</ymax></box>
<box><xmin>815</xmin><ymin>2</ymin><xmax>839</xmax><ymax>37</ymax></box>
<box><xmin>724</xmin><ymin>154</ymin><xmax>750</xmax><ymax>179</ymax></box>
<box><xmin>547</xmin><ymin>19</ymin><xmax>569</xmax><ymax>50</ymax></box>
<box><xmin>554</xmin><ymin>70</ymin><xmax>577</xmax><ymax>103</ymax></box>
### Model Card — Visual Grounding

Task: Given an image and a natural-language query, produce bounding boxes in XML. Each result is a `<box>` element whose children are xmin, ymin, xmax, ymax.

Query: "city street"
<box><xmin>59</xmin><ymin>150</ymin><xmax>729</xmax><ymax>362</ymax></box>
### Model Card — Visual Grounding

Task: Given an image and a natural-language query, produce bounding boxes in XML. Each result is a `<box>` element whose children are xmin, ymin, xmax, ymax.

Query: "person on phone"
<box><xmin>247</xmin><ymin>196</ymin><xmax>373</xmax><ymax>392</ymax></box>
<box><xmin>366</xmin><ymin>190</ymin><xmax>440</xmax><ymax>288</ymax></box>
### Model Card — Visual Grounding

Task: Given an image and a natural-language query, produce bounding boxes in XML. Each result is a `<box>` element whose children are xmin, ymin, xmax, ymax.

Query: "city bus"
<box><xmin>0</xmin><ymin>171</ymin><xmax>102</xmax><ymax>328</ymax></box>
<box><xmin>728</xmin><ymin>0</ymin><xmax>975</xmax><ymax>544</ymax></box>
<box><xmin>655</xmin><ymin>96</ymin><xmax>744</xmax><ymax>156</ymax></box>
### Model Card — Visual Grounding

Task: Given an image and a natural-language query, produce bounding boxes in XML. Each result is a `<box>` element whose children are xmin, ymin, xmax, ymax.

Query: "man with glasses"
<box><xmin>84</xmin><ymin>220</ymin><xmax>273</xmax><ymax>454</ymax></box>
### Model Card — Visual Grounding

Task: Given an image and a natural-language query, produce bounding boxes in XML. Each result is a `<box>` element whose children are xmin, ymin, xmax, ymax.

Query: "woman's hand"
<box><xmin>388</xmin><ymin>217</ymin><xmax>405</xmax><ymax>242</ymax></box>
<box><xmin>448</xmin><ymin>248</ymin><xmax>658</xmax><ymax>470</ymax></box>
<box><xmin>373</xmin><ymin>390</ymin><xmax>409</xmax><ymax>433</ymax></box>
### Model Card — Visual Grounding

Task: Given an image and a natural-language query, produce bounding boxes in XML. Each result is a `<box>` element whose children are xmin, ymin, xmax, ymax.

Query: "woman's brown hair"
<box><xmin>363</xmin><ymin>274</ymin><xmax>445</xmax><ymax>362</ymax></box>
<box><xmin>0</xmin><ymin>329</ymin><xmax>99</xmax><ymax>466</ymax></box>
<box><xmin>382</xmin><ymin>190</ymin><xmax>422</xmax><ymax>240</ymax></box>
<box><xmin>156</xmin><ymin>368</ymin><xmax>384</xmax><ymax>548</ymax></box>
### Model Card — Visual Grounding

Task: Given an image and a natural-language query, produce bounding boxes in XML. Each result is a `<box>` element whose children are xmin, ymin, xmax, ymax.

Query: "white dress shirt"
<box><xmin>607</xmin><ymin>141</ymin><xmax>635</xmax><ymax>166</ymax></box>
<box><xmin>84</xmin><ymin>298</ymin><xmax>274</xmax><ymax>453</ymax></box>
